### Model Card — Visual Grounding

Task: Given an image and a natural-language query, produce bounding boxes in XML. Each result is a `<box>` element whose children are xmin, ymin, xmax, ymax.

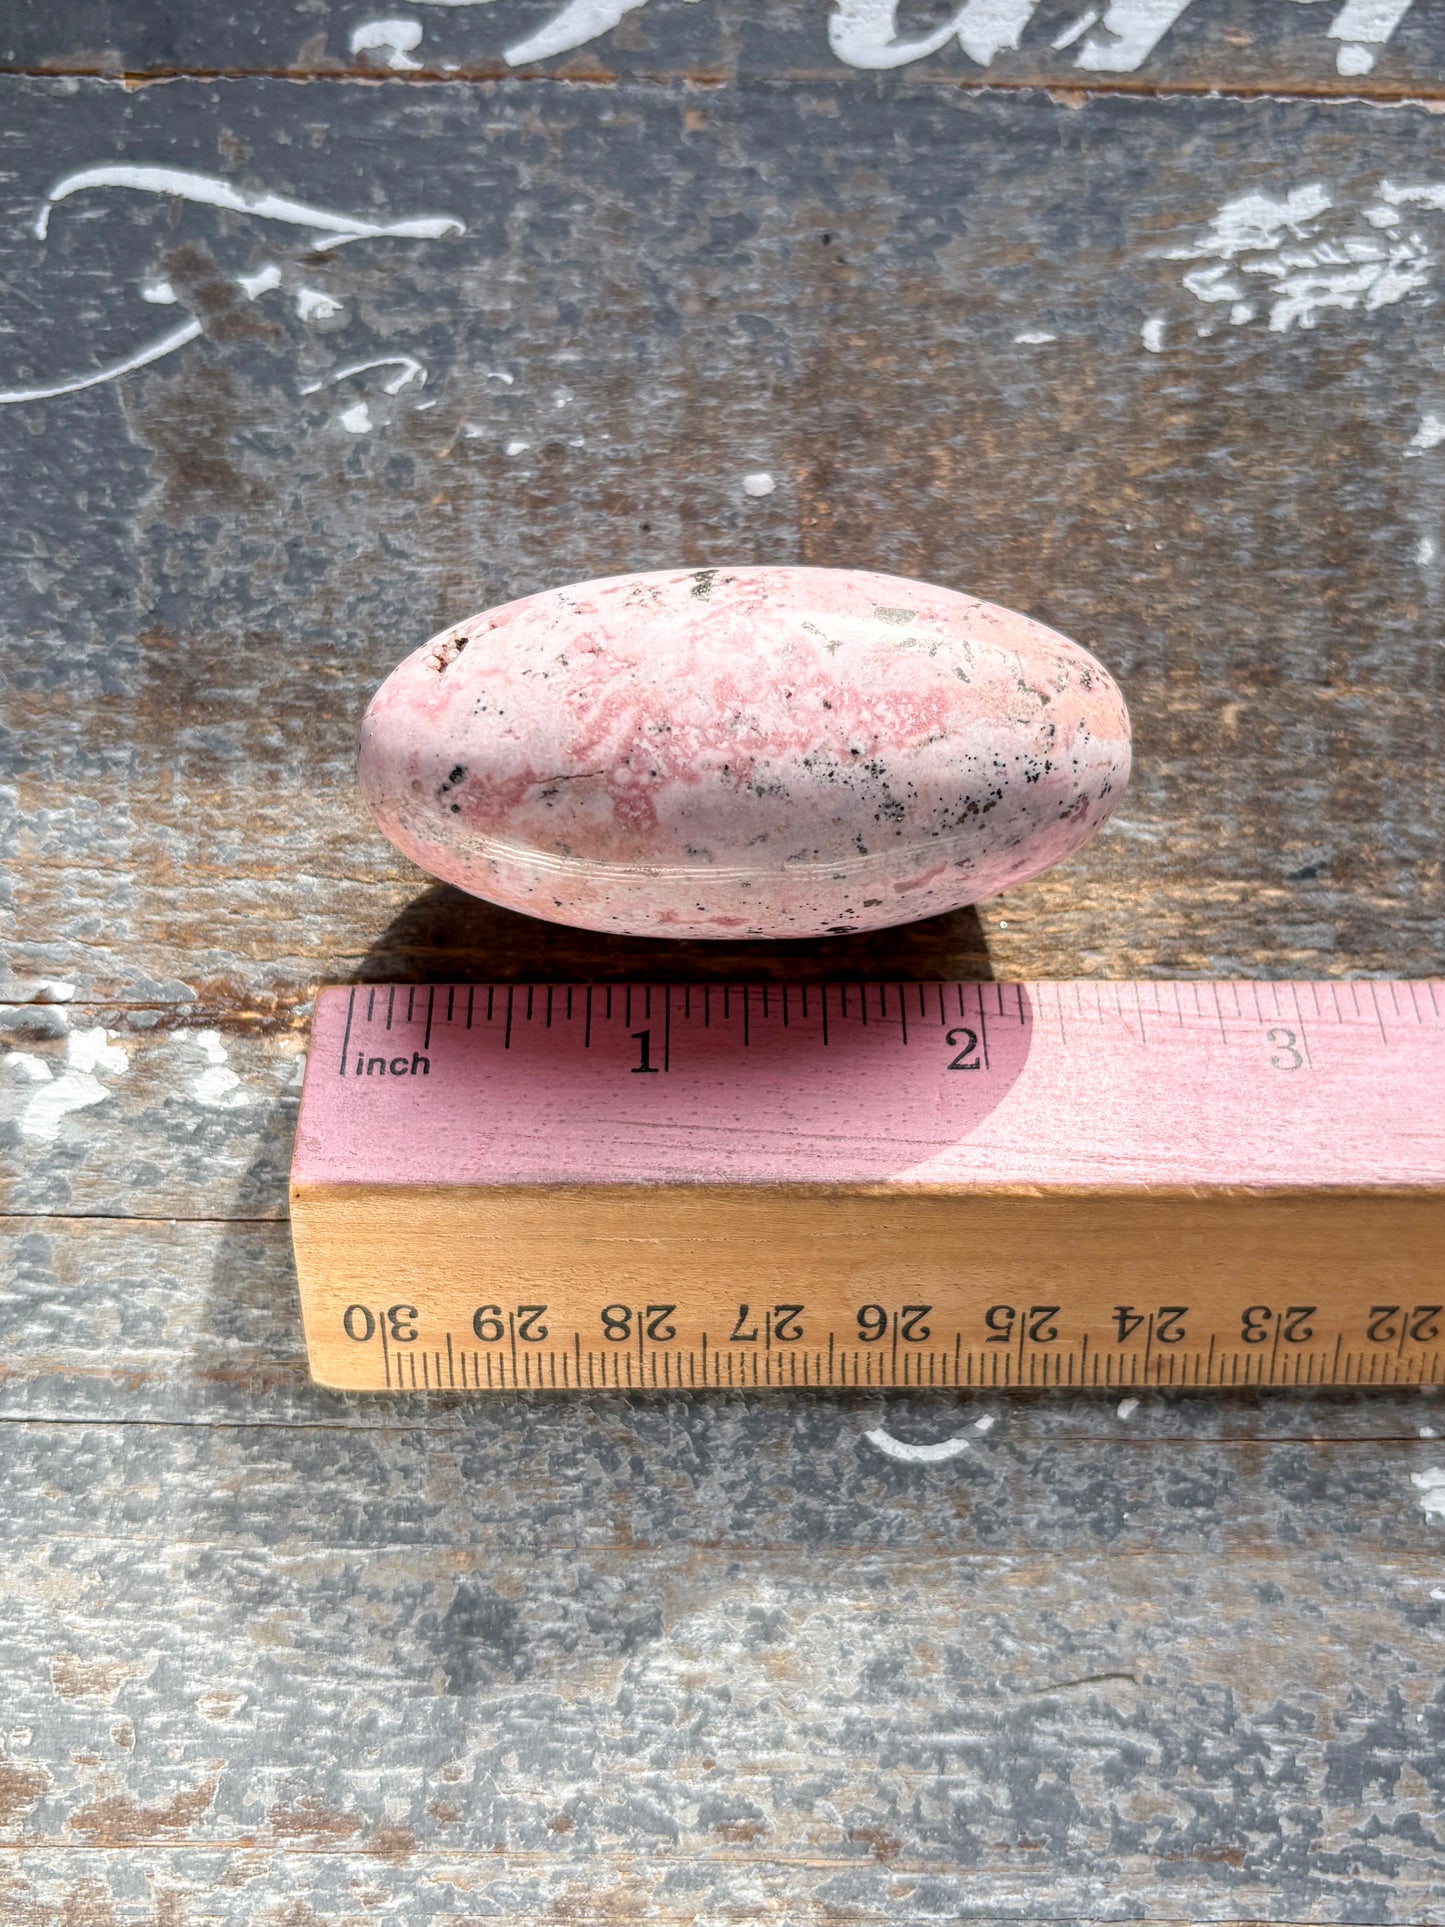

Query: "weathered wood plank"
<box><xmin>5</xmin><ymin>50</ymin><xmax>1445</xmax><ymax>1927</ymax></box>
<box><xmin>1</xmin><ymin>1007</ymin><xmax>301</xmax><ymax>1218</ymax></box>
<box><xmin>1</xmin><ymin>1543</ymin><xmax>1442</xmax><ymax>1918</ymax></box>
<box><xmin>6</xmin><ymin>1215</ymin><xmax>1444</xmax><ymax>1436</ymax></box>
<box><xmin>3</xmin><ymin>80</ymin><xmax>1445</xmax><ymax>1011</ymax></box>
<box><xmin>5</xmin><ymin>1410</ymin><xmax>1445</xmax><ymax>1551</ymax></box>
<box><xmin>0</xmin><ymin>0</ymin><xmax>1440</xmax><ymax>98</ymax></box>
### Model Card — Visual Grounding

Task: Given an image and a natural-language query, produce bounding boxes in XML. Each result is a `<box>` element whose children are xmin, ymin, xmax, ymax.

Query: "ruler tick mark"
<box><xmin>338</xmin><ymin>986</ymin><xmax>356</xmax><ymax>1077</ymax></box>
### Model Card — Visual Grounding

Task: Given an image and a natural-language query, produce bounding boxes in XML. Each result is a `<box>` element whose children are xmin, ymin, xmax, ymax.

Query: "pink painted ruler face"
<box><xmin>292</xmin><ymin>982</ymin><xmax>1445</xmax><ymax>1191</ymax></box>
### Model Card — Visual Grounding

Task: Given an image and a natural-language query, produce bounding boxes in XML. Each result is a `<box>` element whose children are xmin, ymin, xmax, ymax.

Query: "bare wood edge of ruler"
<box><xmin>289</xmin><ymin>979</ymin><xmax>1445</xmax><ymax>1394</ymax></box>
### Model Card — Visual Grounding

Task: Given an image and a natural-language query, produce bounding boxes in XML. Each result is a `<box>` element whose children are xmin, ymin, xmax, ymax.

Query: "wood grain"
<box><xmin>1</xmin><ymin>1534</ymin><xmax>1443</xmax><ymax>1919</ymax></box>
<box><xmin>0</xmin><ymin>0</ymin><xmax>1440</xmax><ymax>98</ymax></box>
<box><xmin>3</xmin><ymin>18</ymin><xmax>1445</xmax><ymax>1925</ymax></box>
<box><xmin>3</xmin><ymin>80</ymin><xmax>1444</xmax><ymax>1012</ymax></box>
<box><xmin>5</xmin><ymin>1215</ymin><xmax>1442</xmax><ymax>1436</ymax></box>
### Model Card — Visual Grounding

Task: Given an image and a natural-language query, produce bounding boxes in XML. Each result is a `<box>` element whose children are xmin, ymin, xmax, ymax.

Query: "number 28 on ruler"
<box><xmin>329</xmin><ymin>1293</ymin><xmax>1445</xmax><ymax>1393</ymax></box>
<box><xmin>290</xmin><ymin>980</ymin><xmax>1445</xmax><ymax>1392</ymax></box>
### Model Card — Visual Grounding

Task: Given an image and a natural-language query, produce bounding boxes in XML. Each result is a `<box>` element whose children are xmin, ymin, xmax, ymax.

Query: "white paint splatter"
<box><xmin>0</xmin><ymin>318</ymin><xmax>203</xmax><ymax>408</ymax></box>
<box><xmin>1417</xmin><ymin>536</ymin><xmax>1437</xmax><ymax>565</ymax></box>
<box><xmin>486</xmin><ymin>368</ymin><xmax>515</xmax><ymax>385</ymax></box>
<box><xmin>973</xmin><ymin>1412</ymin><xmax>998</xmax><ymax>1432</ymax></box>
<box><xmin>14</xmin><ymin>1027</ymin><xmax>127</xmax><ymax>1143</ymax></box>
<box><xmin>1382</xmin><ymin>181</ymin><xmax>1445</xmax><ymax>215</ymax></box>
<box><xmin>1116</xmin><ymin>1396</ymin><xmax>1140</xmax><ymax>1420</ymax></box>
<box><xmin>828</xmin><ymin>0</ymin><xmax>966</xmax><ymax>68</ymax></box>
<box><xmin>1015</xmin><ymin>330</ymin><xmax>1056</xmax><ymax>344</ymax></box>
<box><xmin>295</xmin><ymin>287</ymin><xmax>344</xmax><ymax>322</ymax></box>
<box><xmin>505</xmin><ymin>439</ymin><xmax>531</xmax><ymax>454</ymax></box>
<box><xmin>349</xmin><ymin>17</ymin><xmax>425</xmax><ymax>67</ymax></box>
<box><xmin>34</xmin><ymin>164</ymin><xmax>464</xmax><ymax>252</ymax></box>
<box><xmin>398</xmin><ymin>0</ymin><xmax>1421</xmax><ymax>75</ymax></box>
<box><xmin>6</xmin><ymin>1053</ymin><xmax>53</xmax><ymax>1084</ymax></box>
<box><xmin>742</xmin><ymin>471</ymin><xmax>776</xmax><ymax>497</ymax></box>
<box><xmin>1328</xmin><ymin>0</ymin><xmax>1417</xmax><ymax>70</ymax></box>
<box><xmin>1406</xmin><ymin>414</ymin><xmax>1445</xmax><ymax>456</ymax></box>
<box><xmin>504</xmin><ymin>0</ymin><xmax>650</xmax><ymax>64</ymax></box>
<box><xmin>237</xmin><ymin>263</ymin><xmax>283</xmax><ymax>300</ymax></box>
<box><xmin>140</xmin><ymin>278</ymin><xmax>177</xmax><ymax>305</ymax></box>
<box><xmin>33</xmin><ymin>981</ymin><xmax>76</xmax><ymax>1003</ymax></box>
<box><xmin>1420</xmin><ymin>1424</ymin><xmax>1439</xmax><ymax>1438</ymax></box>
<box><xmin>191</xmin><ymin>1030</ymin><xmax>251</xmax><ymax>1109</ymax></box>
<box><xmin>69</xmin><ymin>1030</ymin><xmax>126</xmax><ymax>1076</ymax></box>
<box><xmin>865</xmin><ymin>1427</ymin><xmax>970</xmax><ymax>1463</ymax></box>
<box><xmin>301</xmin><ymin>356</ymin><xmax>427</xmax><ymax>396</ymax></box>
<box><xmin>1051</xmin><ymin>7</ymin><xmax>1098</xmax><ymax>47</ymax></box>
<box><xmin>1140</xmin><ymin>315</ymin><xmax>1166</xmax><ymax>352</ymax></box>
<box><xmin>827</xmin><ymin>0</ymin><xmax>1040</xmax><ymax>67</ymax></box>
<box><xmin>954</xmin><ymin>0</ymin><xmax>1040</xmax><ymax>65</ymax></box>
<box><xmin>1075</xmin><ymin>0</ymin><xmax>1193</xmax><ymax>70</ymax></box>
<box><xmin>1411</xmin><ymin>1467</ymin><xmax>1445</xmax><ymax>1519</ymax></box>
<box><xmin>1167</xmin><ymin>183</ymin><xmax>1432</xmax><ymax>334</ymax></box>
<box><xmin>339</xmin><ymin>400</ymin><xmax>374</xmax><ymax>434</ymax></box>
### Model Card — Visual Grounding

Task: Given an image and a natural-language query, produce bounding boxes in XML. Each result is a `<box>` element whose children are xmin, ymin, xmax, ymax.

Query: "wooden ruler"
<box><xmin>290</xmin><ymin>981</ymin><xmax>1445</xmax><ymax>1393</ymax></box>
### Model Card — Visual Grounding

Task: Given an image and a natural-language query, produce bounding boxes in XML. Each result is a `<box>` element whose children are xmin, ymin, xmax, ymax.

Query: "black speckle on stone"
<box><xmin>692</xmin><ymin>569</ymin><xmax>717</xmax><ymax>599</ymax></box>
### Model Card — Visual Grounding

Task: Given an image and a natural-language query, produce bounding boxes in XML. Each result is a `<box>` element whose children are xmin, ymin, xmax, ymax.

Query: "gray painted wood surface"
<box><xmin>2</xmin><ymin>9</ymin><xmax>1445</xmax><ymax>1922</ymax></box>
<box><xmin>1</xmin><ymin>0</ymin><xmax>1441</xmax><ymax>97</ymax></box>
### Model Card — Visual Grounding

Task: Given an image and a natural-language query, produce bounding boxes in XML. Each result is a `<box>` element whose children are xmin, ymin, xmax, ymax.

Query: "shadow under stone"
<box><xmin>355</xmin><ymin>883</ymin><xmax>994</xmax><ymax>986</ymax></box>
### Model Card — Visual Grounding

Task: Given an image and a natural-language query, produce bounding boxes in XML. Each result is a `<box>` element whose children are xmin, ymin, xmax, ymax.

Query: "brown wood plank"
<box><xmin>3</xmin><ymin>79</ymin><xmax>1444</xmax><ymax>1012</ymax></box>
<box><xmin>0</xmin><ymin>0</ymin><xmax>1440</xmax><ymax>98</ymax></box>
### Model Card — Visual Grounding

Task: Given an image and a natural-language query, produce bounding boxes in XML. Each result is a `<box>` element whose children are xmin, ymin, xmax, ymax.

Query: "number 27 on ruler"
<box><xmin>289</xmin><ymin>980</ymin><xmax>1445</xmax><ymax>1391</ymax></box>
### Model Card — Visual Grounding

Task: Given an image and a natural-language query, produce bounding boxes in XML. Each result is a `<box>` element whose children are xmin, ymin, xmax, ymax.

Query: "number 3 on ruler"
<box><xmin>1267</xmin><ymin>1026</ymin><xmax>1304</xmax><ymax>1070</ymax></box>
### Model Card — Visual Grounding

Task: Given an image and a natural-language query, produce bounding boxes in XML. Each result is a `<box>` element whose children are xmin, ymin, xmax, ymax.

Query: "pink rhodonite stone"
<box><xmin>357</xmin><ymin>566</ymin><xmax>1131</xmax><ymax>939</ymax></box>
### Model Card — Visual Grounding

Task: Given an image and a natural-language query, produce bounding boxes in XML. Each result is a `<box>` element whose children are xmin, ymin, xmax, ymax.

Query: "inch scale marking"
<box><xmin>291</xmin><ymin>981</ymin><xmax>1445</xmax><ymax>1393</ymax></box>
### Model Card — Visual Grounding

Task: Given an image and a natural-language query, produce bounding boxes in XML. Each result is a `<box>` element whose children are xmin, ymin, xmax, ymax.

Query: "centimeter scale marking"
<box><xmin>290</xmin><ymin>980</ymin><xmax>1445</xmax><ymax>1394</ymax></box>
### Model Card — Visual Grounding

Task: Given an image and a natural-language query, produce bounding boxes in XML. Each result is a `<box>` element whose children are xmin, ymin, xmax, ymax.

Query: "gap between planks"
<box><xmin>0</xmin><ymin>1212</ymin><xmax>286</xmax><ymax>1225</ymax></box>
<box><xmin>0</xmin><ymin>1413</ymin><xmax>1438</xmax><ymax>1447</ymax></box>
<box><xmin>0</xmin><ymin>65</ymin><xmax>1441</xmax><ymax>105</ymax></box>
